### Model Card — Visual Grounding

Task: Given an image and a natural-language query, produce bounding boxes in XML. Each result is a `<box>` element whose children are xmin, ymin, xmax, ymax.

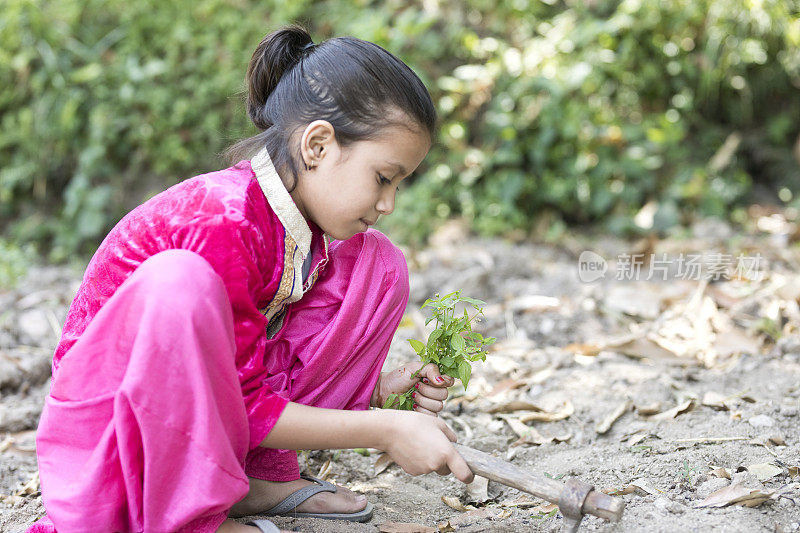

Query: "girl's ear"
<box><xmin>300</xmin><ymin>120</ymin><xmax>336</xmax><ymax>169</ymax></box>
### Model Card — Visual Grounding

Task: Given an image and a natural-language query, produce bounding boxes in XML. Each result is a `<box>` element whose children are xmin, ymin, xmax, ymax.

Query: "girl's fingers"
<box><xmin>414</xmin><ymin>381</ymin><xmax>448</xmax><ymax>401</ymax></box>
<box><xmin>412</xmin><ymin>397</ymin><xmax>443</xmax><ymax>414</ymax></box>
<box><xmin>420</xmin><ymin>364</ymin><xmax>454</xmax><ymax>388</ymax></box>
<box><xmin>447</xmin><ymin>450</ymin><xmax>475</xmax><ymax>484</ymax></box>
<box><xmin>436</xmin><ymin>419</ymin><xmax>458</xmax><ymax>442</ymax></box>
<box><xmin>435</xmin><ymin>465</ymin><xmax>451</xmax><ymax>476</ymax></box>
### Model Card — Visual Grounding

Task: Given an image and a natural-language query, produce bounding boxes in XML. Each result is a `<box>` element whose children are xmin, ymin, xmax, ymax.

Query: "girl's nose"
<box><xmin>376</xmin><ymin>189</ymin><xmax>396</xmax><ymax>215</ymax></box>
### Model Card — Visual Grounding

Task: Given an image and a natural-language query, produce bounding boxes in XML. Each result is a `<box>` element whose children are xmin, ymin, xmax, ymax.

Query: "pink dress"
<box><xmin>29</xmin><ymin>148</ymin><xmax>409</xmax><ymax>532</ymax></box>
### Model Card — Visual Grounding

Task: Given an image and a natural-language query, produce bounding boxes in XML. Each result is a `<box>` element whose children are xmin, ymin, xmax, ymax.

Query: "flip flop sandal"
<box><xmin>246</xmin><ymin>520</ymin><xmax>280</xmax><ymax>533</ymax></box>
<box><xmin>261</xmin><ymin>475</ymin><xmax>374</xmax><ymax>522</ymax></box>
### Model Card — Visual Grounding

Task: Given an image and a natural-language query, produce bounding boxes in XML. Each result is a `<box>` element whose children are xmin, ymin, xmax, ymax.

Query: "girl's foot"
<box><xmin>228</xmin><ymin>477</ymin><xmax>368</xmax><ymax>518</ymax></box>
<box><xmin>216</xmin><ymin>519</ymin><xmax>292</xmax><ymax>533</ymax></box>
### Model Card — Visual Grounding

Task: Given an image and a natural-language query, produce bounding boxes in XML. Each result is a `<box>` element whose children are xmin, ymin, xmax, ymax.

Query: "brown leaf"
<box><xmin>605</xmin><ymin>479</ymin><xmax>661</xmax><ymax>496</ymax></box>
<box><xmin>437</xmin><ymin>509</ymin><xmax>500</xmax><ymax>530</ymax></box>
<box><xmin>14</xmin><ymin>472</ymin><xmax>39</xmax><ymax>497</ymax></box>
<box><xmin>316</xmin><ymin>459</ymin><xmax>332</xmax><ymax>481</ymax></box>
<box><xmin>563</xmin><ymin>343</ymin><xmax>602</xmax><ymax>356</ymax></box>
<box><xmin>498</xmin><ymin>495</ymin><xmax>539</xmax><ymax>508</ymax></box>
<box><xmin>788</xmin><ymin>466</ymin><xmax>799</xmax><ymax>478</ymax></box>
<box><xmin>635</xmin><ymin>402</ymin><xmax>662</xmax><ymax>416</ymax></box>
<box><xmin>518</xmin><ymin>400</ymin><xmax>574</xmax><ymax>423</ymax></box>
<box><xmin>625</xmin><ymin>431</ymin><xmax>652</xmax><ymax>446</ymax></box>
<box><xmin>648</xmin><ymin>399</ymin><xmax>694</xmax><ymax>421</ymax></box>
<box><xmin>379</xmin><ymin>521</ymin><xmax>437</xmax><ymax>533</ymax></box>
<box><xmin>606</xmin><ymin>486</ymin><xmax>636</xmax><ymax>496</ymax></box>
<box><xmin>696</xmin><ymin>482</ymin><xmax>773</xmax><ymax>508</ymax></box>
<box><xmin>629</xmin><ymin>478</ymin><xmax>662</xmax><ymax>495</ymax></box>
<box><xmin>465</xmin><ymin>476</ymin><xmax>490</xmax><ymax>504</ymax></box>
<box><xmin>595</xmin><ymin>400</ymin><xmax>633</xmax><ymax>434</ymax></box>
<box><xmin>530</xmin><ymin>503</ymin><xmax>558</xmax><ymax>514</ymax></box>
<box><xmin>441</xmin><ymin>495</ymin><xmax>471</xmax><ymax>512</ymax></box>
<box><xmin>373</xmin><ymin>453</ymin><xmax>394</xmax><ymax>476</ymax></box>
<box><xmin>701</xmin><ymin>392</ymin><xmax>730</xmax><ymax>410</ymax></box>
<box><xmin>708</xmin><ymin>467</ymin><xmax>732</xmax><ymax>480</ymax></box>
<box><xmin>487</xmin><ymin>378</ymin><xmax>526</xmax><ymax>398</ymax></box>
<box><xmin>488</xmin><ymin>400</ymin><xmax>546</xmax><ymax>414</ymax></box>
<box><xmin>767</xmin><ymin>434</ymin><xmax>787</xmax><ymax>446</ymax></box>
<box><xmin>745</xmin><ymin>463</ymin><xmax>783</xmax><ymax>481</ymax></box>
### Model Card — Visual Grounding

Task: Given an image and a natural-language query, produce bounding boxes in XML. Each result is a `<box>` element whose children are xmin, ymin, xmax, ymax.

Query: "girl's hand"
<box><xmin>371</xmin><ymin>362</ymin><xmax>455</xmax><ymax>415</ymax></box>
<box><xmin>377</xmin><ymin>409</ymin><xmax>474</xmax><ymax>483</ymax></box>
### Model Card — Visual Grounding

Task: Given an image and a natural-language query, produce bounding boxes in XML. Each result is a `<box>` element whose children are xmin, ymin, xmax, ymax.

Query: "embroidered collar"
<box><xmin>250</xmin><ymin>146</ymin><xmax>313</xmax><ymax>257</ymax></box>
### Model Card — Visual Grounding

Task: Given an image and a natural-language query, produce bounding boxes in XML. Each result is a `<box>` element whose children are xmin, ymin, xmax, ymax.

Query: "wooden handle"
<box><xmin>454</xmin><ymin>444</ymin><xmax>624</xmax><ymax>522</ymax></box>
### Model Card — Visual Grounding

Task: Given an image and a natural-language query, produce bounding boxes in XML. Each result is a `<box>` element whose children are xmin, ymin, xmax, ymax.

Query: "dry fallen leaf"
<box><xmin>498</xmin><ymin>495</ymin><xmax>539</xmax><ymax>508</ymax></box>
<box><xmin>518</xmin><ymin>400</ymin><xmax>574</xmax><ymax>423</ymax></box>
<box><xmin>606</xmin><ymin>486</ymin><xmax>636</xmax><ymax>496</ymax></box>
<box><xmin>625</xmin><ymin>431</ymin><xmax>653</xmax><ymax>446</ymax></box>
<box><xmin>14</xmin><ymin>472</ymin><xmax>39</xmax><ymax>497</ymax></box>
<box><xmin>437</xmin><ymin>508</ymin><xmax>499</xmax><ymax>531</ymax></box>
<box><xmin>0</xmin><ymin>436</ymin><xmax>12</xmax><ymax>453</ymax></box>
<box><xmin>465</xmin><ymin>476</ymin><xmax>490</xmax><ymax>504</ymax></box>
<box><xmin>373</xmin><ymin>453</ymin><xmax>395</xmax><ymax>476</ymax></box>
<box><xmin>488</xmin><ymin>400</ymin><xmax>547</xmax><ymax>414</ymax></box>
<box><xmin>696</xmin><ymin>482</ymin><xmax>774</xmax><ymax>508</ymax></box>
<box><xmin>503</xmin><ymin>417</ymin><xmax>562</xmax><ymax>446</ymax></box>
<box><xmin>789</xmin><ymin>466</ymin><xmax>799</xmax><ymax>478</ymax></box>
<box><xmin>630</xmin><ymin>478</ymin><xmax>662</xmax><ymax>495</ymax></box>
<box><xmin>441</xmin><ymin>495</ymin><xmax>471</xmax><ymax>512</ymax></box>
<box><xmin>767</xmin><ymin>434</ymin><xmax>787</xmax><ymax>446</ymax></box>
<box><xmin>648</xmin><ymin>399</ymin><xmax>694</xmax><ymax>421</ymax></box>
<box><xmin>596</xmin><ymin>400</ymin><xmax>633</xmax><ymax>434</ymax></box>
<box><xmin>379</xmin><ymin>521</ymin><xmax>437</xmax><ymax>533</ymax></box>
<box><xmin>708</xmin><ymin>467</ymin><xmax>732</xmax><ymax>480</ymax></box>
<box><xmin>530</xmin><ymin>502</ymin><xmax>559</xmax><ymax>514</ymax></box>
<box><xmin>635</xmin><ymin>402</ymin><xmax>663</xmax><ymax>416</ymax></box>
<box><xmin>316</xmin><ymin>459</ymin><xmax>332</xmax><ymax>481</ymax></box>
<box><xmin>607</xmin><ymin>479</ymin><xmax>662</xmax><ymax>496</ymax></box>
<box><xmin>745</xmin><ymin>462</ymin><xmax>783</xmax><ymax>481</ymax></box>
<box><xmin>701</xmin><ymin>391</ymin><xmax>730</xmax><ymax>410</ymax></box>
<box><xmin>487</xmin><ymin>377</ymin><xmax>527</xmax><ymax>398</ymax></box>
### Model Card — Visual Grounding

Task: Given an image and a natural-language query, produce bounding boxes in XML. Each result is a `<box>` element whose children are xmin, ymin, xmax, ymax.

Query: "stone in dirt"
<box><xmin>748</xmin><ymin>414</ymin><xmax>776</xmax><ymax>428</ymax></box>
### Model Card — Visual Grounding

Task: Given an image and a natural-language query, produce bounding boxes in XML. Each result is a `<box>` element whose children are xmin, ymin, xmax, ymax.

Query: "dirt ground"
<box><xmin>1</xmin><ymin>217</ymin><xmax>799</xmax><ymax>532</ymax></box>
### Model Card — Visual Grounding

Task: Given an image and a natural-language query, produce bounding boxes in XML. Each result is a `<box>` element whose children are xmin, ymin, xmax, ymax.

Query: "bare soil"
<box><xmin>2</xmin><ymin>219</ymin><xmax>799</xmax><ymax>532</ymax></box>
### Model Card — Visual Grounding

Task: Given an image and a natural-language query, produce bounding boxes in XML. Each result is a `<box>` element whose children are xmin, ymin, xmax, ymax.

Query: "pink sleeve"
<box><xmin>172</xmin><ymin>212</ymin><xmax>288</xmax><ymax>450</ymax></box>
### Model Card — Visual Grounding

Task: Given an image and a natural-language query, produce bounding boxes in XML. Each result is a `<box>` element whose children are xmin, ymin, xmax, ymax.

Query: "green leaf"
<box><xmin>450</xmin><ymin>333</ymin><xmax>466</xmax><ymax>352</ymax></box>
<box><xmin>458</xmin><ymin>360</ymin><xmax>472</xmax><ymax>390</ymax></box>
<box><xmin>383</xmin><ymin>393</ymin><xmax>398</xmax><ymax>409</ymax></box>
<box><xmin>408</xmin><ymin>338</ymin><xmax>426</xmax><ymax>356</ymax></box>
<box><xmin>460</xmin><ymin>296</ymin><xmax>487</xmax><ymax>308</ymax></box>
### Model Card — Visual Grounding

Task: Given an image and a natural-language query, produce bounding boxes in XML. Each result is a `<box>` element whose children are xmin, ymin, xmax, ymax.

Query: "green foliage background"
<box><xmin>2</xmin><ymin>0</ymin><xmax>799</xmax><ymax>259</ymax></box>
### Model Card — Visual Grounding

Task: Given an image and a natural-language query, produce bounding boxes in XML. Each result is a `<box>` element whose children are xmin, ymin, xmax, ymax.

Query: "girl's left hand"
<box><xmin>371</xmin><ymin>362</ymin><xmax>455</xmax><ymax>415</ymax></box>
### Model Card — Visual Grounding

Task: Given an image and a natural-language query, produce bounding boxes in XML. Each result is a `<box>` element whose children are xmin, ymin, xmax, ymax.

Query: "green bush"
<box><xmin>2</xmin><ymin>0</ymin><xmax>799</xmax><ymax>258</ymax></box>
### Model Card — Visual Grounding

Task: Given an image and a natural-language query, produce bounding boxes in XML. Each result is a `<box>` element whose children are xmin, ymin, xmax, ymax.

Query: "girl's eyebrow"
<box><xmin>388</xmin><ymin>162</ymin><xmax>407</xmax><ymax>176</ymax></box>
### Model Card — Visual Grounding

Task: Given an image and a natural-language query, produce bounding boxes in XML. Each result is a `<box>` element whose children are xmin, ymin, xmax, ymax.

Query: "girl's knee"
<box><xmin>132</xmin><ymin>250</ymin><xmax>224</xmax><ymax>299</ymax></box>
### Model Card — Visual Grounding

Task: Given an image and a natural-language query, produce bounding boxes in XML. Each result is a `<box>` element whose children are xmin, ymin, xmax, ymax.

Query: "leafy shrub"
<box><xmin>2</xmin><ymin>0</ymin><xmax>799</xmax><ymax>258</ymax></box>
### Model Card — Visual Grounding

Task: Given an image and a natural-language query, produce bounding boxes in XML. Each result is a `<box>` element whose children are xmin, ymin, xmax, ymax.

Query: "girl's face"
<box><xmin>291</xmin><ymin>120</ymin><xmax>430</xmax><ymax>240</ymax></box>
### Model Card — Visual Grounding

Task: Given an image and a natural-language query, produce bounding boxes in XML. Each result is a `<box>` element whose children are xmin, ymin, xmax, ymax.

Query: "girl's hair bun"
<box><xmin>246</xmin><ymin>24</ymin><xmax>313</xmax><ymax>131</ymax></box>
<box><xmin>228</xmin><ymin>24</ymin><xmax>435</xmax><ymax>188</ymax></box>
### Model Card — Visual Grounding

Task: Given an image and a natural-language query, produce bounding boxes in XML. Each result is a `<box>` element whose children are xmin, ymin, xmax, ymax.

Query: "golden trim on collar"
<box><xmin>251</xmin><ymin>146</ymin><xmax>312</xmax><ymax>257</ymax></box>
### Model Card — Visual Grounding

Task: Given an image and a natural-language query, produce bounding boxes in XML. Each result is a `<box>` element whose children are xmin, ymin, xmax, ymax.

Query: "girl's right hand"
<box><xmin>377</xmin><ymin>409</ymin><xmax>474</xmax><ymax>484</ymax></box>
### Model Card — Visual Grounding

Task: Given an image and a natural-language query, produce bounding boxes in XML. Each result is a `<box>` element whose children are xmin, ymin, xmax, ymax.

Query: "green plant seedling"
<box><xmin>383</xmin><ymin>290</ymin><xmax>496</xmax><ymax>410</ymax></box>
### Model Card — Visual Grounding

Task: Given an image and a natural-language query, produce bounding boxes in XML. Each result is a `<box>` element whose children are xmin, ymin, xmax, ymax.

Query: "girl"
<box><xmin>29</xmin><ymin>25</ymin><xmax>473</xmax><ymax>533</ymax></box>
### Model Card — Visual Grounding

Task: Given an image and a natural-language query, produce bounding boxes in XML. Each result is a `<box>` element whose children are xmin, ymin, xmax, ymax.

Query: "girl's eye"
<box><xmin>378</xmin><ymin>173</ymin><xmax>392</xmax><ymax>185</ymax></box>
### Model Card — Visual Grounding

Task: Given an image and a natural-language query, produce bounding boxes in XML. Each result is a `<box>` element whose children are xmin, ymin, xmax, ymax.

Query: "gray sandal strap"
<box><xmin>264</xmin><ymin>475</ymin><xmax>336</xmax><ymax>515</ymax></box>
<box><xmin>245</xmin><ymin>519</ymin><xmax>280</xmax><ymax>533</ymax></box>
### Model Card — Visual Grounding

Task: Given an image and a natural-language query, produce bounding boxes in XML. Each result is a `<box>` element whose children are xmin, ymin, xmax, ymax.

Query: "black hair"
<box><xmin>225</xmin><ymin>24</ymin><xmax>437</xmax><ymax>190</ymax></box>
